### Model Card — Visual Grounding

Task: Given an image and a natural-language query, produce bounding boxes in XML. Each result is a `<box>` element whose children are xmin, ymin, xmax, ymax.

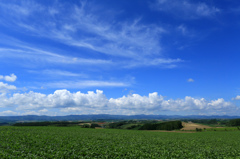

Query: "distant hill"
<box><xmin>1</xmin><ymin>114</ymin><xmax>240</xmax><ymax>123</ymax></box>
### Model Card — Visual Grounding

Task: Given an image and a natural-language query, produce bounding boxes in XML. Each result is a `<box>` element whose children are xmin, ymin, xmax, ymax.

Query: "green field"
<box><xmin>1</xmin><ymin>126</ymin><xmax>240</xmax><ymax>158</ymax></box>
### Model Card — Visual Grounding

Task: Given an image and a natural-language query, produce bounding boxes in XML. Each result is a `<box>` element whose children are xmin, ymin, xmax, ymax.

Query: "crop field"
<box><xmin>0</xmin><ymin>126</ymin><xmax>240</xmax><ymax>158</ymax></box>
<box><xmin>181</xmin><ymin>122</ymin><xmax>212</xmax><ymax>130</ymax></box>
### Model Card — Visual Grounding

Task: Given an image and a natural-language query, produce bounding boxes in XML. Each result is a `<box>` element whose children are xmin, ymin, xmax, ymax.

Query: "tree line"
<box><xmin>227</xmin><ymin>119</ymin><xmax>240</xmax><ymax>126</ymax></box>
<box><xmin>139</xmin><ymin>120</ymin><xmax>183</xmax><ymax>131</ymax></box>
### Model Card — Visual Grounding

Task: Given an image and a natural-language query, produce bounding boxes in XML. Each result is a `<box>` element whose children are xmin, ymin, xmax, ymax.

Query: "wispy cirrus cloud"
<box><xmin>0</xmin><ymin>0</ymin><xmax>181</xmax><ymax>68</ymax></box>
<box><xmin>124</xmin><ymin>58</ymin><xmax>183</xmax><ymax>68</ymax></box>
<box><xmin>43</xmin><ymin>80</ymin><xmax>130</xmax><ymax>89</ymax></box>
<box><xmin>38</xmin><ymin>69</ymin><xmax>87</xmax><ymax>78</ymax></box>
<box><xmin>0</xmin><ymin>45</ymin><xmax>113</xmax><ymax>67</ymax></box>
<box><xmin>151</xmin><ymin>0</ymin><xmax>220</xmax><ymax>19</ymax></box>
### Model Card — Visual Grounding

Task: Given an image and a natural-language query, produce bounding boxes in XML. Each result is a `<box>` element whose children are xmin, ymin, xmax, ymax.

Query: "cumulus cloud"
<box><xmin>232</xmin><ymin>95</ymin><xmax>240</xmax><ymax>100</ymax></box>
<box><xmin>0</xmin><ymin>74</ymin><xmax>17</xmax><ymax>82</ymax></box>
<box><xmin>0</xmin><ymin>110</ymin><xmax>19</xmax><ymax>116</ymax></box>
<box><xmin>0</xmin><ymin>82</ymin><xmax>17</xmax><ymax>93</ymax></box>
<box><xmin>5</xmin><ymin>89</ymin><xmax>108</xmax><ymax>110</ymax></box>
<box><xmin>39</xmin><ymin>109</ymin><xmax>48</xmax><ymax>113</ymax></box>
<box><xmin>188</xmin><ymin>78</ymin><xmax>194</xmax><ymax>82</ymax></box>
<box><xmin>0</xmin><ymin>109</ymin><xmax>50</xmax><ymax>116</ymax></box>
<box><xmin>0</xmin><ymin>89</ymin><xmax>238</xmax><ymax>115</ymax></box>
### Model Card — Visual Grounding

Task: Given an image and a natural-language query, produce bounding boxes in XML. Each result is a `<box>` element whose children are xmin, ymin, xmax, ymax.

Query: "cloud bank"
<box><xmin>0</xmin><ymin>74</ymin><xmax>238</xmax><ymax>115</ymax></box>
<box><xmin>0</xmin><ymin>89</ymin><xmax>239</xmax><ymax>116</ymax></box>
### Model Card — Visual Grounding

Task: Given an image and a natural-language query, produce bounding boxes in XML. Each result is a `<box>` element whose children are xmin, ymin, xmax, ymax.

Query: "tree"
<box><xmin>81</xmin><ymin>124</ymin><xmax>90</xmax><ymax>128</ymax></box>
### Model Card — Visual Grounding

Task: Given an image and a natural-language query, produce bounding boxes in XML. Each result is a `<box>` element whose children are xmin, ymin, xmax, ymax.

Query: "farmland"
<box><xmin>181</xmin><ymin>122</ymin><xmax>212</xmax><ymax>130</ymax></box>
<box><xmin>1</xmin><ymin>126</ymin><xmax>240</xmax><ymax>158</ymax></box>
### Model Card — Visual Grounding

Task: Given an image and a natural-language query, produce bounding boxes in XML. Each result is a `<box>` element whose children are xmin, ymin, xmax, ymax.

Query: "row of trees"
<box><xmin>139</xmin><ymin>121</ymin><xmax>183</xmax><ymax>131</ymax></box>
<box><xmin>227</xmin><ymin>119</ymin><xmax>240</xmax><ymax>126</ymax></box>
<box><xmin>108</xmin><ymin>121</ymin><xmax>127</xmax><ymax>129</ymax></box>
<box><xmin>186</xmin><ymin>119</ymin><xmax>219</xmax><ymax>125</ymax></box>
<box><xmin>81</xmin><ymin>123</ymin><xmax>101</xmax><ymax>128</ymax></box>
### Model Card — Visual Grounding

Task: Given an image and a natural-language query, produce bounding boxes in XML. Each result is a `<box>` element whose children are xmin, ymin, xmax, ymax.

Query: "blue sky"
<box><xmin>1</xmin><ymin>0</ymin><xmax>240</xmax><ymax>116</ymax></box>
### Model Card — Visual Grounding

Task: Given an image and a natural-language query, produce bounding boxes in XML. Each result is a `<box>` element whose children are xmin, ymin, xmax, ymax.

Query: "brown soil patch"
<box><xmin>181</xmin><ymin>122</ymin><xmax>212</xmax><ymax>130</ymax></box>
<box><xmin>78</xmin><ymin>123</ymin><xmax>91</xmax><ymax>126</ymax></box>
<box><xmin>95</xmin><ymin>127</ymin><xmax>103</xmax><ymax>129</ymax></box>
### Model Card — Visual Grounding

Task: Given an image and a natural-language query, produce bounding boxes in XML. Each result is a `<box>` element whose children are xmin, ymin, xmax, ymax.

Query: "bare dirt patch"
<box><xmin>181</xmin><ymin>122</ymin><xmax>212</xmax><ymax>130</ymax></box>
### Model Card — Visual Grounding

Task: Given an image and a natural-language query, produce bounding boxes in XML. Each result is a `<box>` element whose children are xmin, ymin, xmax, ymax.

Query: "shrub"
<box><xmin>196</xmin><ymin>128</ymin><xmax>202</xmax><ymax>132</ymax></box>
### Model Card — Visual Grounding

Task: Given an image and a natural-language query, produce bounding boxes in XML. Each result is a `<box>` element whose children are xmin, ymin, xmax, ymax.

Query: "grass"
<box><xmin>205</xmin><ymin>127</ymin><xmax>240</xmax><ymax>131</ymax></box>
<box><xmin>1</xmin><ymin>126</ymin><xmax>240</xmax><ymax>158</ymax></box>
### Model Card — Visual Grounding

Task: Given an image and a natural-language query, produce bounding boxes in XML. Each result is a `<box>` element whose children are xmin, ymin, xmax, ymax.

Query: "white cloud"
<box><xmin>0</xmin><ymin>89</ymin><xmax>238</xmax><ymax>115</ymax></box>
<box><xmin>44</xmin><ymin>80</ymin><xmax>130</xmax><ymax>89</ymax></box>
<box><xmin>42</xmin><ymin>70</ymin><xmax>85</xmax><ymax>77</ymax></box>
<box><xmin>21</xmin><ymin>109</ymin><xmax>50</xmax><ymax>116</ymax></box>
<box><xmin>0</xmin><ymin>110</ymin><xmax>19</xmax><ymax>116</ymax></box>
<box><xmin>0</xmin><ymin>1</ymin><xmax>181</xmax><ymax>69</ymax></box>
<box><xmin>109</xmin><ymin>95</ymin><xmax>236</xmax><ymax>114</ymax></box>
<box><xmin>64</xmin><ymin>12</ymin><xmax>164</xmax><ymax>59</ymax></box>
<box><xmin>188</xmin><ymin>78</ymin><xmax>194</xmax><ymax>82</ymax></box>
<box><xmin>0</xmin><ymin>82</ymin><xmax>17</xmax><ymax>93</ymax></box>
<box><xmin>0</xmin><ymin>74</ymin><xmax>17</xmax><ymax>82</ymax></box>
<box><xmin>0</xmin><ymin>1</ymin><xmax>44</xmax><ymax>17</ymax></box>
<box><xmin>0</xmin><ymin>47</ymin><xmax>113</xmax><ymax>67</ymax></box>
<box><xmin>208</xmin><ymin>98</ymin><xmax>233</xmax><ymax>110</ymax></box>
<box><xmin>125</xmin><ymin>58</ymin><xmax>182</xmax><ymax>68</ymax></box>
<box><xmin>9</xmin><ymin>89</ymin><xmax>108</xmax><ymax>110</ymax></box>
<box><xmin>22</xmin><ymin>111</ymin><xmax>41</xmax><ymax>116</ymax></box>
<box><xmin>0</xmin><ymin>109</ymin><xmax>49</xmax><ymax>116</ymax></box>
<box><xmin>39</xmin><ymin>109</ymin><xmax>48</xmax><ymax>113</ymax></box>
<box><xmin>232</xmin><ymin>95</ymin><xmax>240</xmax><ymax>100</ymax></box>
<box><xmin>30</xmin><ymin>69</ymin><xmax>88</xmax><ymax>78</ymax></box>
<box><xmin>177</xmin><ymin>25</ymin><xmax>187</xmax><ymax>35</ymax></box>
<box><xmin>152</xmin><ymin>0</ymin><xmax>220</xmax><ymax>19</ymax></box>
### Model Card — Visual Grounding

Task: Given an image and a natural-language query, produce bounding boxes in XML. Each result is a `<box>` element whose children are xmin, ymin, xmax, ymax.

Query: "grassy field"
<box><xmin>0</xmin><ymin>126</ymin><xmax>240</xmax><ymax>158</ymax></box>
